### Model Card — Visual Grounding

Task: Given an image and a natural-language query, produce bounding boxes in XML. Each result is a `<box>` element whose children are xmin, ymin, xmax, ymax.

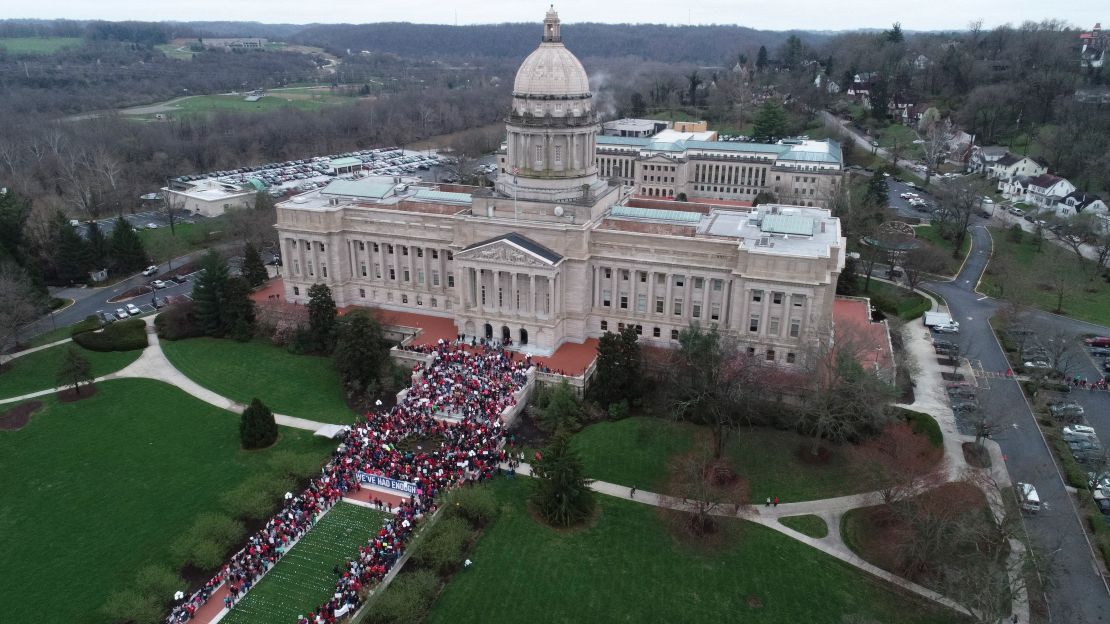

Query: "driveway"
<box><xmin>925</xmin><ymin>226</ymin><xmax>1110</xmax><ymax>622</ymax></box>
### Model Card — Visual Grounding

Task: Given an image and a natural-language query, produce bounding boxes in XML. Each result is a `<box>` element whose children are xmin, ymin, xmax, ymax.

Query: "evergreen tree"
<box><xmin>0</xmin><ymin>189</ymin><xmax>32</xmax><ymax>265</ymax></box>
<box><xmin>86</xmin><ymin>220</ymin><xmax>109</xmax><ymax>269</ymax></box>
<box><xmin>752</xmin><ymin>191</ymin><xmax>778</xmax><ymax>206</ymax></box>
<box><xmin>55</xmin><ymin>221</ymin><xmax>92</xmax><ymax>285</ymax></box>
<box><xmin>591</xmin><ymin>325</ymin><xmax>642</xmax><ymax>409</ymax></box>
<box><xmin>531</xmin><ymin>431</ymin><xmax>594</xmax><ymax>527</ymax></box>
<box><xmin>864</xmin><ymin>171</ymin><xmax>890</xmax><ymax>208</ymax></box>
<box><xmin>241</xmin><ymin>241</ymin><xmax>268</xmax><ymax>288</ymax></box>
<box><xmin>781</xmin><ymin>35</ymin><xmax>804</xmax><ymax>70</ymax></box>
<box><xmin>56</xmin><ymin>345</ymin><xmax>93</xmax><ymax>396</ymax></box>
<box><xmin>308</xmin><ymin>283</ymin><xmax>338</xmax><ymax>353</ymax></box>
<box><xmin>752</xmin><ymin>102</ymin><xmax>788</xmax><ymax>143</ymax></box>
<box><xmin>755</xmin><ymin>45</ymin><xmax>768</xmax><ymax>72</ymax></box>
<box><xmin>885</xmin><ymin>22</ymin><xmax>904</xmax><ymax>44</ymax></box>
<box><xmin>629</xmin><ymin>92</ymin><xmax>646</xmax><ymax>117</ymax></box>
<box><xmin>239</xmin><ymin>398</ymin><xmax>278</xmax><ymax>449</ymax></box>
<box><xmin>333</xmin><ymin>310</ymin><xmax>387</xmax><ymax>397</ymax></box>
<box><xmin>192</xmin><ymin>250</ymin><xmax>229</xmax><ymax>337</ymax></box>
<box><xmin>868</xmin><ymin>78</ymin><xmax>890</xmax><ymax>121</ymax></box>
<box><xmin>109</xmin><ymin>216</ymin><xmax>148</xmax><ymax>274</ymax></box>
<box><xmin>540</xmin><ymin>381</ymin><xmax>582</xmax><ymax>433</ymax></box>
<box><xmin>222</xmin><ymin>276</ymin><xmax>256</xmax><ymax>341</ymax></box>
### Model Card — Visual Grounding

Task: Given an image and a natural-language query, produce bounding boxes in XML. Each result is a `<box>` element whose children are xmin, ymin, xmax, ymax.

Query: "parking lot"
<box><xmin>74</xmin><ymin>208</ymin><xmax>202</xmax><ymax>238</ymax></box>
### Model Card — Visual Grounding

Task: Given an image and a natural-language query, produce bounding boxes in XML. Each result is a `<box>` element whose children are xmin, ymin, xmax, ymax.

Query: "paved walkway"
<box><xmin>0</xmin><ymin>337</ymin><xmax>73</xmax><ymax>366</ymax></box>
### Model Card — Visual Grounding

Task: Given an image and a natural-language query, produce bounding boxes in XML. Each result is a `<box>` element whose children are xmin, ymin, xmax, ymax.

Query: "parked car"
<box><xmin>951</xmin><ymin>400</ymin><xmax>979</xmax><ymax>413</ymax></box>
<box><xmin>146</xmin><ymin>223</ymin><xmax>158</xmax><ymax>229</ymax></box>
<box><xmin>933</xmin><ymin>322</ymin><xmax>960</xmax><ymax>334</ymax></box>
<box><xmin>1085</xmin><ymin>336</ymin><xmax>1110</xmax><ymax>348</ymax></box>
<box><xmin>947</xmin><ymin>385</ymin><xmax>977</xmax><ymax>400</ymax></box>
<box><xmin>115</xmin><ymin>308</ymin><xmax>129</xmax><ymax>320</ymax></box>
<box><xmin>1063</xmin><ymin>424</ymin><xmax>1097</xmax><ymax>440</ymax></box>
<box><xmin>1049</xmin><ymin>401</ymin><xmax>1085</xmax><ymax>418</ymax></box>
<box><xmin>1024</xmin><ymin>359</ymin><xmax>1051</xmax><ymax>370</ymax></box>
<box><xmin>142</xmin><ymin>265</ymin><xmax>159</xmax><ymax>276</ymax></box>
<box><xmin>97</xmin><ymin>310</ymin><xmax>116</xmax><ymax>324</ymax></box>
<box><xmin>151</xmin><ymin>280</ymin><xmax>167</xmax><ymax>289</ymax></box>
<box><xmin>1089</xmin><ymin>347</ymin><xmax>1110</xmax><ymax>357</ymax></box>
<box><xmin>126</xmin><ymin>304</ymin><xmax>141</xmax><ymax>316</ymax></box>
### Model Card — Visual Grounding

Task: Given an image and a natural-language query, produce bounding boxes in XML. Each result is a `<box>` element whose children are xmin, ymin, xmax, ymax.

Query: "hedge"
<box><xmin>360</xmin><ymin>569</ymin><xmax>440</xmax><ymax>624</ymax></box>
<box><xmin>894</xmin><ymin>407</ymin><xmax>943</xmax><ymax>448</ymax></box>
<box><xmin>69</xmin><ymin>315</ymin><xmax>103</xmax><ymax>337</ymax></box>
<box><xmin>73</xmin><ymin>318</ymin><xmax>148</xmax><ymax>352</ymax></box>
<box><xmin>154</xmin><ymin>302</ymin><xmax>203</xmax><ymax>341</ymax></box>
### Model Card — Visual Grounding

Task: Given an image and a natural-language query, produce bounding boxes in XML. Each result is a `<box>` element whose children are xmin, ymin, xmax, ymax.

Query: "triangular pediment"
<box><xmin>457</xmin><ymin>233</ymin><xmax>562</xmax><ymax>267</ymax></box>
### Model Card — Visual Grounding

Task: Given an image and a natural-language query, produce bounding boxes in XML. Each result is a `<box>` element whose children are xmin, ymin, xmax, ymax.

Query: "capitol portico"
<box><xmin>274</xmin><ymin>8</ymin><xmax>847</xmax><ymax>365</ymax></box>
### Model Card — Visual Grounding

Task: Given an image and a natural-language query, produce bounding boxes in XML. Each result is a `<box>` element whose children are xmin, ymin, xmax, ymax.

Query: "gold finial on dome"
<box><xmin>543</xmin><ymin>6</ymin><xmax>561</xmax><ymax>43</ymax></box>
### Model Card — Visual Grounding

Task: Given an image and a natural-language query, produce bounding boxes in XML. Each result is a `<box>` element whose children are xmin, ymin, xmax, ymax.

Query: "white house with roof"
<box><xmin>967</xmin><ymin>146</ymin><xmax>1009</xmax><ymax>174</ymax></box>
<box><xmin>1000</xmin><ymin>173</ymin><xmax>1076</xmax><ymax>210</ymax></box>
<box><xmin>1054</xmin><ymin>191</ymin><xmax>1108</xmax><ymax>219</ymax></box>
<box><xmin>988</xmin><ymin>153</ymin><xmax>1046</xmax><ymax>180</ymax></box>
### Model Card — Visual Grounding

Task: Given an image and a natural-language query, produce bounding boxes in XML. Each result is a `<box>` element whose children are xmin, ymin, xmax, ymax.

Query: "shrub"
<box><xmin>154</xmin><ymin>301</ymin><xmax>203</xmax><ymax>341</ymax></box>
<box><xmin>134</xmin><ymin>564</ymin><xmax>183</xmax><ymax>601</ymax></box>
<box><xmin>410</xmin><ymin>516</ymin><xmax>471</xmax><ymax>576</ymax></box>
<box><xmin>170</xmin><ymin>512</ymin><xmax>245</xmax><ymax>570</ymax></box>
<box><xmin>70</xmin><ymin>315</ymin><xmax>103</xmax><ymax>337</ymax></box>
<box><xmin>899</xmin><ymin>409</ymin><xmax>943</xmax><ymax>448</ymax></box>
<box><xmin>73</xmin><ymin>318</ymin><xmax>147</xmax><ymax>351</ymax></box>
<box><xmin>447</xmin><ymin>486</ymin><xmax>498</xmax><ymax>528</ymax></box>
<box><xmin>221</xmin><ymin>472</ymin><xmax>294</xmax><ymax>520</ymax></box>
<box><xmin>240</xmin><ymin>398</ymin><xmax>278</xmax><ymax>449</ymax></box>
<box><xmin>101</xmin><ymin>588</ymin><xmax>162</xmax><ymax>624</ymax></box>
<box><xmin>363</xmin><ymin>569</ymin><xmax>440</xmax><ymax>624</ymax></box>
<box><xmin>608</xmin><ymin>399</ymin><xmax>630</xmax><ymax>420</ymax></box>
<box><xmin>267</xmin><ymin>450</ymin><xmax>326</xmax><ymax>479</ymax></box>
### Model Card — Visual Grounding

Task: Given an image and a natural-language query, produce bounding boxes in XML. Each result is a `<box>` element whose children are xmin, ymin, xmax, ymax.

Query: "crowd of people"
<box><xmin>167</xmin><ymin>340</ymin><xmax>529</xmax><ymax>624</ymax></box>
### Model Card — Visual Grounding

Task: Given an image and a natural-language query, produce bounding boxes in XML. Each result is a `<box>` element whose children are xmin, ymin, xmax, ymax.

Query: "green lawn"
<box><xmin>568</xmin><ymin>418</ymin><xmax>881</xmax><ymax>502</ymax></box>
<box><xmin>778</xmin><ymin>514</ymin><xmax>829</xmax><ymax>538</ymax></box>
<box><xmin>862</xmin><ymin>279</ymin><xmax>932</xmax><ymax>320</ymax></box>
<box><xmin>876</xmin><ymin>123</ymin><xmax>923</xmax><ymax>160</ymax></box>
<box><xmin>981</xmin><ymin>227</ymin><xmax>1110</xmax><ymax>326</ymax></box>
<box><xmin>138</xmin><ymin>219</ymin><xmax>228</xmax><ymax>262</ymax></box>
<box><xmin>156</xmin><ymin>43</ymin><xmax>195</xmax><ymax>59</ymax></box>
<box><xmin>424</xmin><ymin>478</ymin><xmax>960</xmax><ymax>624</ymax></box>
<box><xmin>0</xmin><ymin>36</ymin><xmax>83</xmax><ymax>54</ymax></box>
<box><xmin>144</xmin><ymin>92</ymin><xmax>351</xmax><ymax>119</ymax></box>
<box><xmin>0</xmin><ymin>342</ymin><xmax>142</xmax><ymax>399</ymax></box>
<box><xmin>914</xmin><ymin>224</ymin><xmax>971</xmax><ymax>275</ymax></box>
<box><xmin>161</xmin><ymin>337</ymin><xmax>358</xmax><ymax>423</ymax></box>
<box><xmin>0</xmin><ymin>379</ymin><xmax>335</xmax><ymax>624</ymax></box>
<box><xmin>223</xmin><ymin>503</ymin><xmax>390</xmax><ymax>624</ymax></box>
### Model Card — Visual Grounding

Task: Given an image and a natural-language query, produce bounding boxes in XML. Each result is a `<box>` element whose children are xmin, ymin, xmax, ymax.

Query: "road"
<box><xmin>925</xmin><ymin>226</ymin><xmax>1110</xmax><ymax>623</ymax></box>
<box><xmin>820</xmin><ymin>110</ymin><xmax>920</xmax><ymax>173</ymax></box>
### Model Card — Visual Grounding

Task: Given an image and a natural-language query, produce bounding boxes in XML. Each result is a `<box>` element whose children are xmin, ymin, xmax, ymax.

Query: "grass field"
<box><xmin>913</xmin><ymin>224</ymin><xmax>971</xmax><ymax>275</ymax></box>
<box><xmin>0</xmin><ymin>342</ymin><xmax>142</xmax><ymax>399</ymax></box>
<box><xmin>981</xmin><ymin>227</ymin><xmax>1110</xmax><ymax>326</ymax></box>
<box><xmin>156</xmin><ymin>43</ymin><xmax>195</xmax><ymax>59</ymax></box>
<box><xmin>161</xmin><ymin>337</ymin><xmax>358</xmax><ymax>423</ymax></box>
<box><xmin>135</xmin><ymin>91</ymin><xmax>354</xmax><ymax>120</ymax></box>
<box><xmin>862</xmin><ymin>279</ymin><xmax>932</xmax><ymax>320</ymax></box>
<box><xmin>138</xmin><ymin>219</ymin><xmax>228</xmax><ymax>262</ymax></box>
<box><xmin>875</xmin><ymin>123</ymin><xmax>923</xmax><ymax>160</ymax></box>
<box><xmin>223</xmin><ymin>503</ymin><xmax>390</xmax><ymax>624</ymax></box>
<box><xmin>0</xmin><ymin>36</ymin><xmax>83</xmax><ymax>54</ymax></box>
<box><xmin>567</xmin><ymin>417</ymin><xmax>882</xmax><ymax>502</ymax></box>
<box><xmin>778</xmin><ymin>514</ymin><xmax>829</xmax><ymax>538</ymax></box>
<box><xmin>0</xmin><ymin>379</ymin><xmax>335</xmax><ymax>624</ymax></box>
<box><xmin>424</xmin><ymin>478</ymin><xmax>960</xmax><ymax>624</ymax></box>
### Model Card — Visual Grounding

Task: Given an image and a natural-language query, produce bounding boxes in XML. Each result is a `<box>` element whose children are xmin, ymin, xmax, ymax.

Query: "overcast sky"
<box><xmin>0</xmin><ymin>1</ymin><xmax>1102</xmax><ymax>32</ymax></box>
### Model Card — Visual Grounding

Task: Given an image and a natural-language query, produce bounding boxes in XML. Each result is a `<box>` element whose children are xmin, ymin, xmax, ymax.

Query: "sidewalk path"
<box><xmin>0</xmin><ymin>337</ymin><xmax>73</xmax><ymax>366</ymax></box>
<box><xmin>1</xmin><ymin>317</ymin><xmax>331</xmax><ymax>432</ymax></box>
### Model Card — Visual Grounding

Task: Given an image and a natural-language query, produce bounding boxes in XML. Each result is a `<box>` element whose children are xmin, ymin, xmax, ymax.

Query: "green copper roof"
<box><xmin>760</xmin><ymin>214</ymin><xmax>815</xmax><ymax>236</ymax></box>
<box><xmin>413</xmin><ymin>189</ymin><xmax>472</xmax><ymax>204</ymax></box>
<box><xmin>330</xmin><ymin>157</ymin><xmax>362</xmax><ymax>168</ymax></box>
<box><xmin>610</xmin><ymin>206</ymin><xmax>702</xmax><ymax>223</ymax></box>
<box><xmin>322</xmin><ymin>178</ymin><xmax>395</xmax><ymax>199</ymax></box>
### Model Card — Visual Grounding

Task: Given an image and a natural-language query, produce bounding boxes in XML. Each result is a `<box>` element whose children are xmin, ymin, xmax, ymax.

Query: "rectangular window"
<box><xmin>373</xmin><ymin>242</ymin><xmax>379</xmax><ymax>252</ymax></box>
<box><xmin>656</xmin><ymin>273</ymin><xmax>665</xmax><ymax>284</ymax></box>
<box><xmin>671</xmin><ymin>329</ymin><xmax>679</xmax><ymax>340</ymax></box>
<box><xmin>749</xmin><ymin>315</ymin><xmax>760</xmax><ymax>333</ymax></box>
<box><xmin>694</xmin><ymin>277</ymin><xmax>704</xmax><ymax>290</ymax></box>
<box><xmin>711</xmin><ymin>303</ymin><xmax>721</xmax><ymax>321</ymax></box>
<box><xmin>769</xmin><ymin>317</ymin><xmax>781</xmax><ymax>335</ymax></box>
<box><xmin>692</xmin><ymin>304</ymin><xmax>701</xmax><ymax>319</ymax></box>
<box><xmin>293</xmin><ymin>260</ymin><xmax>300</xmax><ymax>275</ymax></box>
<box><xmin>766</xmin><ymin>349</ymin><xmax>775</xmax><ymax>362</ymax></box>
<box><xmin>374</xmin><ymin>264</ymin><xmax>382</xmax><ymax>279</ymax></box>
<box><xmin>416</xmin><ymin>248</ymin><xmax>423</xmax><ymax>258</ymax></box>
<box><xmin>389</xmin><ymin>268</ymin><xmax>396</xmax><ymax>280</ymax></box>
<box><xmin>653</xmin><ymin>327</ymin><xmax>661</xmax><ymax>338</ymax></box>
<box><xmin>321</xmin><ymin>265</ymin><xmax>328</xmax><ymax>278</ymax></box>
<box><xmin>447</xmin><ymin>274</ymin><xmax>455</xmax><ymax>288</ymax></box>
<box><xmin>773</xmin><ymin>292</ymin><xmax>784</xmax><ymax>305</ymax></box>
<box><xmin>417</xmin><ymin>270</ymin><xmax>425</xmax><ymax>284</ymax></box>
<box><xmin>747</xmin><ymin>346</ymin><xmax>756</xmax><ymax>356</ymax></box>
<box><xmin>673</xmin><ymin>300</ymin><xmax>683</xmax><ymax>316</ymax></box>
<box><xmin>293</xmin><ymin>286</ymin><xmax>299</xmax><ymax>296</ymax></box>
<box><xmin>601</xmin><ymin>320</ymin><xmax>608</xmax><ymax>331</ymax></box>
<box><xmin>620</xmin><ymin>296</ymin><xmax>628</xmax><ymax>309</ymax></box>
<box><xmin>622</xmin><ymin>269</ymin><xmax>629</xmax><ymax>281</ymax></box>
<box><xmin>447</xmin><ymin>251</ymin><xmax>453</xmax><ymax>261</ymax></box>
<box><xmin>602</xmin><ymin>289</ymin><xmax>611</xmax><ymax>307</ymax></box>
<box><xmin>675</xmin><ymin>276</ymin><xmax>685</xmax><ymax>288</ymax></box>
<box><xmin>636</xmin><ymin>325</ymin><xmax>643</xmax><ymax>335</ymax></box>
<box><xmin>318</xmin><ymin>242</ymin><xmax>325</xmax><ymax>252</ymax></box>
<box><xmin>360</xmin><ymin>263</ymin><xmax>367</xmax><ymax>277</ymax></box>
<box><xmin>636</xmin><ymin>294</ymin><xmax>647</xmax><ymax>312</ymax></box>
<box><xmin>403</xmin><ymin>269</ymin><xmax>410</xmax><ymax>282</ymax></box>
<box><xmin>752</xmin><ymin>289</ymin><xmax>763</xmax><ymax>303</ymax></box>
<box><xmin>712</xmin><ymin>279</ymin><xmax>722</xmax><ymax>291</ymax></box>
<box><xmin>639</xmin><ymin>271</ymin><xmax>647</xmax><ymax>283</ymax></box>
<box><xmin>618</xmin><ymin>322</ymin><xmax>625</xmax><ymax>331</ymax></box>
<box><xmin>655</xmin><ymin>297</ymin><xmax>664</xmax><ymax>313</ymax></box>
<box><xmin>432</xmin><ymin>271</ymin><xmax>440</xmax><ymax>286</ymax></box>
<box><xmin>790</xmin><ymin>319</ymin><xmax>801</xmax><ymax>338</ymax></box>
<box><xmin>402</xmin><ymin>294</ymin><xmax>408</xmax><ymax>304</ymax></box>
<box><xmin>431</xmin><ymin>297</ymin><xmax>438</xmax><ymax>307</ymax></box>
<box><xmin>431</xmin><ymin>249</ymin><xmax>439</xmax><ymax>259</ymax></box>
<box><xmin>307</xmin><ymin>261</ymin><xmax>314</xmax><ymax>277</ymax></box>
<box><xmin>358</xmin><ymin>241</ymin><xmax>365</xmax><ymax>251</ymax></box>
<box><xmin>359</xmin><ymin>288</ymin><xmax>366</xmax><ymax>298</ymax></box>
<box><xmin>387</xmin><ymin>244</ymin><xmax>394</xmax><ymax>254</ymax></box>
<box><xmin>402</xmin><ymin>246</ymin><xmax>408</xmax><ymax>256</ymax></box>
<box><xmin>786</xmin><ymin>352</ymin><xmax>796</xmax><ymax>364</ymax></box>
<box><xmin>604</xmin><ymin>268</ymin><xmax>612</xmax><ymax>278</ymax></box>
<box><xmin>792</xmin><ymin>294</ymin><xmax>805</xmax><ymax>307</ymax></box>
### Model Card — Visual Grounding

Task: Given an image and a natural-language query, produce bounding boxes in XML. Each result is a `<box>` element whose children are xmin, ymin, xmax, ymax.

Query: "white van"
<box><xmin>1017</xmin><ymin>482</ymin><xmax>1041</xmax><ymax>513</ymax></box>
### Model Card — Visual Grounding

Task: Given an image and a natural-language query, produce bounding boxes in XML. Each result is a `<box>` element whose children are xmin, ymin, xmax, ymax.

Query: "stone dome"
<box><xmin>512</xmin><ymin>9</ymin><xmax>590</xmax><ymax>98</ymax></box>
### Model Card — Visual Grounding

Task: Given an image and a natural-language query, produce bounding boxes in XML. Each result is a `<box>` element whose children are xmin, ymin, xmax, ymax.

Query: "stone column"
<box><xmin>664</xmin><ymin>273</ymin><xmax>673</xmax><ymax>318</ymax></box>
<box><xmin>530</xmin><ymin>274</ymin><xmax>536</xmax><ymax>317</ymax></box>
<box><xmin>511</xmin><ymin>272</ymin><xmax>518</xmax><ymax>315</ymax></box>
<box><xmin>648</xmin><ymin>271</ymin><xmax>656</xmax><ymax>316</ymax></box>
<box><xmin>701</xmin><ymin>276</ymin><xmax>711</xmax><ymax>321</ymax></box>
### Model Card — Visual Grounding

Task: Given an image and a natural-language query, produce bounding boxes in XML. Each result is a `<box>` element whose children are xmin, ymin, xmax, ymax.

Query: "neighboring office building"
<box><xmin>199</xmin><ymin>37</ymin><xmax>268</xmax><ymax>49</ymax></box>
<box><xmin>162</xmin><ymin>178</ymin><xmax>257</xmax><ymax>217</ymax></box>
<box><xmin>602</xmin><ymin>118</ymin><xmax>670</xmax><ymax>138</ymax></box>
<box><xmin>274</xmin><ymin>9</ymin><xmax>846</xmax><ymax>365</ymax></box>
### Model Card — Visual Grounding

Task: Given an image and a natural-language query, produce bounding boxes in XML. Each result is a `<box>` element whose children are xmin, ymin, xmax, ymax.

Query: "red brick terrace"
<box><xmin>833</xmin><ymin>297</ymin><xmax>895</xmax><ymax>378</ymax></box>
<box><xmin>252</xmin><ymin>278</ymin><xmax>598</xmax><ymax>376</ymax></box>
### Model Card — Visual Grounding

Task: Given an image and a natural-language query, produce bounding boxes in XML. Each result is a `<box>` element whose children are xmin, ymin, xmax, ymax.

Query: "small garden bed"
<box><xmin>0</xmin><ymin>401</ymin><xmax>42</xmax><ymax>431</ymax></box>
<box><xmin>779</xmin><ymin>514</ymin><xmax>829</xmax><ymax>538</ymax></box>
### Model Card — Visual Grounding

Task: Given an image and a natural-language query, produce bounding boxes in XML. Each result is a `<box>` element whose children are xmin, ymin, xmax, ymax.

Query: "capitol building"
<box><xmin>275</xmin><ymin>8</ymin><xmax>847</xmax><ymax>365</ymax></box>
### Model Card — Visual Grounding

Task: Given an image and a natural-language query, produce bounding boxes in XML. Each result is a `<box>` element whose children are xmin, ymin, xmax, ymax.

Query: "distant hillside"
<box><xmin>292</xmin><ymin>22</ymin><xmax>830</xmax><ymax>65</ymax></box>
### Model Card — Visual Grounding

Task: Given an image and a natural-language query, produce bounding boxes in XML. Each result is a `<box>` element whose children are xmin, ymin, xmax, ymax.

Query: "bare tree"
<box><xmin>934</xmin><ymin>177</ymin><xmax>987</xmax><ymax>255</ymax></box>
<box><xmin>664</xmin><ymin>448</ymin><xmax>751</xmax><ymax>536</ymax></box>
<box><xmin>917</xmin><ymin>108</ymin><xmax>952</xmax><ymax>185</ymax></box>
<box><xmin>0</xmin><ymin>262</ymin><xmax>46</xmax><ymax>349</ymax></box>
<box><xmin>902</xmin><ymin>245</ymin><xmax>948</xmax><ymax>291</ymax></box>
<box><xmin>851</xmin><ymin>421</ymin><xmax>948</xmax><ymax>505</ymax></box>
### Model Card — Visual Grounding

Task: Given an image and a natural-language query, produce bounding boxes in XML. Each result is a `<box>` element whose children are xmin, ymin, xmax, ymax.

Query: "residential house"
<box><xmin>847</xmin><ymin>72</ymin><xmax>877</xmax><ymax>109</ymax></box>
<box><xmin>987</xmin><ymin>153</ymin><xmax>1045</xmax><ymax>180</ymax></box>
<box><xmin>967</xmin><ymin>146</ymin><xmax>1009</xmax><ymax>174</ymax></box>
<box><xmin>1075</xmin><ymin>88</ymin><xmax>1110</xmax><ymax>105</ymax></box>
<box><xmin>1080</xmin><ymin>23</ymin><xmax>1108</xmax><ymax>68</ymax></box>
<box><xmin>887</xmin><ymin>94</ymin><xmax>918</xmax><ymax>125</ymax></box>
<box><xmin>813</xmin><ymin>74</ymin><xmax>840</xmax><ymax>94</ymax></box>
<box><xmin>913</xmin><ymin>54</ymin><xmax>932</xmax><ymax>71</ymax></box>
<box><xmin>944</xmin><ymin>130</ymin><xmax>975</xmax><ymax>165</ymax></box>
<box><xmin>1055</xmin><ymin>191</ymin><xmax>1108</xmax><ymax>219</ymax></box>
<box><xmin>1001</xmin><ymin>174</ymin><xmax>1076</xmax><ymax>211</ymax></box>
